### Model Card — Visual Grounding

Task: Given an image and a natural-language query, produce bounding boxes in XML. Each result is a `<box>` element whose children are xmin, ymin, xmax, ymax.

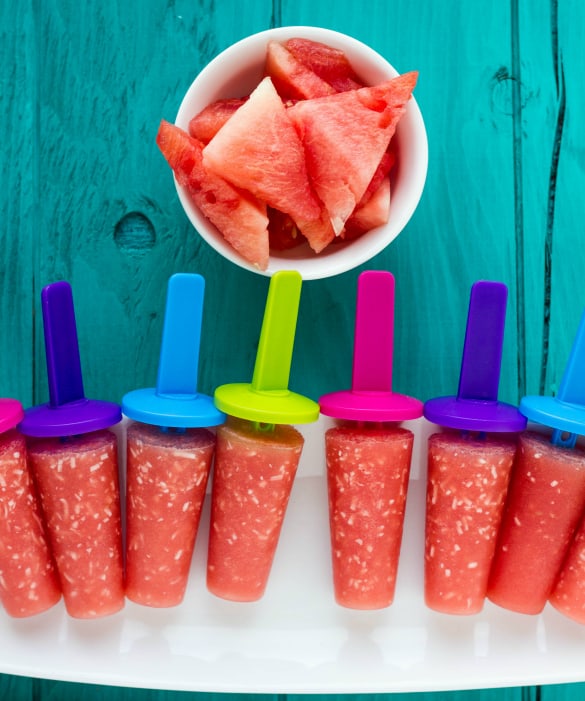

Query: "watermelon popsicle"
<box><xmin>488</xmin><ymin>308</ymin><xmax>585</xmax><ymax>616</ymax></box>
<box><xmin>209</xmin><ymin>270</ymin><xmax>319</xmax><ymax>602</ymax></box>
<box><xmin>0</xmin><ymin>398</ymin><xmax>61</xmax><ymax>617</ymax></box>
<box><xmin>122</xmin><ymin>273</ymin><xmax>225</xmax><ymax>607</ymax></box>
<box><xmin>20</xmin><ymin>281</ymin><xmax>125</xmax><ymax>619</ymax></box>
<box><xmin>319</xmin><ymin>271</ymin><xmax>423</xmax><ymax>609</ymax></box>
<box><xmin>423</xmin><ymin>281</ymin><xmax>526</xmax><ymax>615</ymax></box>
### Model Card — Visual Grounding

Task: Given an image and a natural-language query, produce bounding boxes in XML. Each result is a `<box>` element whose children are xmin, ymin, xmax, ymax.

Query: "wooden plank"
<box><xmin>0</xmin><ymin>2</ymin><xmax>36</xmax><ymax>405</ymax></box>
<box><xmin>515</xmin><ymin>0</ymin><xmax>585</xmax><ymax>399</ymax></box>
<box><xmin>32</xmin><ymin>0</ymin><xmax>276</xmax><ymax>407</ymax></box>
<box><xmin>280</xmin><ymin>0</ymin><xmax>521</xmax><ymax>406</ymax></box>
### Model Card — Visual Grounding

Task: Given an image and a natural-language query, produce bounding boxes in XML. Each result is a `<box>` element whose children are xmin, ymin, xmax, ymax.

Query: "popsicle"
<box><xmin>209</xmin><ymin>270</ymin><xmax>319</xmax><ymax>602</ymax></box>
<box><xmin>423</xmin><ymin>281</ymin><xmax>526</xmax><ymax>614</ymax></box>
<box><xmin>20</xmin><ymin>281</ymin><xmax>125</xmax><ymax>619</ymax></box>
<box><xmin>319</xmin><ymin>271</ymin><xmax>423</xmax><ymax>609</ymax></box>
<box><xmin>488</xmin><ymin>308</ymin><xmax>585</xmax><ymax>615</ymax></box>
<box><xmin>122</xmin><ymin>273</ymin><xmax>225</xmax><ymax>607</ymax></box>
<box><xmin>0</xmin><ymin>398</ymin><xmax>61</xmax><ymax>617</ymax></box>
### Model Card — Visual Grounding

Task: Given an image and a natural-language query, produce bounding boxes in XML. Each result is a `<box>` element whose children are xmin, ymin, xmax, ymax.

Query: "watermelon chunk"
<box><xmin>188</xmin><ymin>97</ymin><xmax>247</xmax><ymax>144</ymax></box>
<box><xmin>343</xmin><ymin>175</ymin><xmax>390</xmax><ymax>240</ymax></box>
<box><xmin>202</xmin><ymin>76</ymin><xmax>331</xmax><ymax>252</ymax></box>
<box><xmin>265</xmin><ymin>40</ymin><xmax>336</xmax><ymax>100</ymax></box>
<box><xmin>284</xmin><ymin>38</ymin><xmax>365</xmax><ymax>92</ymax></box>
<box><xmin>287</xmin><ymin>72</ymin><xmax>417</xmax><ymax>234</ymax></box>
<box><xmin>156</xmin><ymin>120</ymin><xmax>270</xmax><ymax>271</ymax></box>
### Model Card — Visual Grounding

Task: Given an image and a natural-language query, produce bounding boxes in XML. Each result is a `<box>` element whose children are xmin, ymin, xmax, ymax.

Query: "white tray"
<box><xmin>1</xmin><ymin>417</ymin><xmax>585</xmax><ymax>694</ymax></box>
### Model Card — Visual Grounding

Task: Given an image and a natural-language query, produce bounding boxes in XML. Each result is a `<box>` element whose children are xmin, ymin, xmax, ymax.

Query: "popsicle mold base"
<box><xmin>1</xmin><ymin>416</ymin><xmax>585</xmax><ymax>693</ymax></box>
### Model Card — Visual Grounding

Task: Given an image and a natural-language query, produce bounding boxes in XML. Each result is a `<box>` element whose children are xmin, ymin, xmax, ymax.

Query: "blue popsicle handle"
<box><xmin>156</xmin><ymin>273</ymin><xmax>204</xmax><ymax>397</ymax></box>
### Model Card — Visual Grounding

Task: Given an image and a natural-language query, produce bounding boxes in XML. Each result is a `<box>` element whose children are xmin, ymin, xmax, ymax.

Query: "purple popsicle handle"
<box><xmin>457</xmin><ymin>281</ymin><xmax>507</xmax><ymax>402</ymax></box>
<box><xmin>352</xmin><ymin>270</ymin><xmax>394</xmax><ymax>393</ymax></box>
<box><xmin>42</xmin><ymin>281</ymin><xmax>85</xmax><ymax>407</ymax></box>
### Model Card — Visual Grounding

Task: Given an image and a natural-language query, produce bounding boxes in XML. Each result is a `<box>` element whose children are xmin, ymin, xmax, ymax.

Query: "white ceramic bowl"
<box><xmin>174</xmin><ymin>26</ymin><xmax>428</xmax><ymax>280</ymax></box>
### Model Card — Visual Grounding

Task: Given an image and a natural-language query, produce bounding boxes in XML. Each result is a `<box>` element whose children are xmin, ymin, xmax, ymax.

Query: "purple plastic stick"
<box><xmin>424</xmin><ymin>281</ymin><xmax>526</xmax><ymax>432</ymax></box>
<box><xmin>43</xmin><ymin>281</ymin><xmax>85</xmax><ymax>407</ymax></box>
<box><xmin>20</xmin><ymin>281</ymin><xmax>121</xmax><ymax>438</ymax></box>
<box><xmin>457</xmin><ymin>281</ymin><xmax>506</xmax><ymax>403</ymax></box>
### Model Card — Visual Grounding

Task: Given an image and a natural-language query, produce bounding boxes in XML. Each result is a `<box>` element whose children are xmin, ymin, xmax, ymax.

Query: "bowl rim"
<box><xmin>174</xmin><ymin>26</ymin><xmax>428</xmax><ymax>280</ymax></box>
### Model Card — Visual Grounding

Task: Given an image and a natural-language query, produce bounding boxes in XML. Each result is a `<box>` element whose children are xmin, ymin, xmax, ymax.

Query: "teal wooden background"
<box><xmin>2</xmin><ymin>0</ymin><xmax>585</xmax><ymax>699</ymax></box>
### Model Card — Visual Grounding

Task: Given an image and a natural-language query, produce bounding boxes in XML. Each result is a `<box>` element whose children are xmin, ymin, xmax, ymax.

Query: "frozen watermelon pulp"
<box><xmin>160</xmin><ymin>38</ymin><xmax>418</xmax><ymax>270</ymax></box>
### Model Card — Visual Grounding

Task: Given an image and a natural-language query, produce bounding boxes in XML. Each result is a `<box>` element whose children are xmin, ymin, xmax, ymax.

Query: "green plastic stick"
<box><xmin>214</xmin><ymin>271</ymin><xmax>319</xmax><ymax>425</ymax></box>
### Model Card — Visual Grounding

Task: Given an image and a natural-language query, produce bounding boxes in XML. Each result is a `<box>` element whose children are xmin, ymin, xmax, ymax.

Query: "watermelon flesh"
<box><xmin>125</xmin><ymin>423</ymin><xmax>215</xmax><ymax>607</ymax></box>
<box><xmin>325</xmin><ymin>425</ymin><xmax>414</xmax><ymax>609</ymax></box>
<box><xmin>549</xmin><ymin>515</ymin><xmax>585</xmax><ymax>624</ymax></box>
<box><xmin>487</xmin><ymin>432</ymin><xmax>585</xmax><ymax>615</ymax></box>
<box><xmin>157</xmin><ymin>120</ymin><xmax>270</xmax><ymax>271</ymax></box>
<box><xmin>207</xmin><ymin>417</ymin><xmax>304</xmax><ymax>602</ymax></box>
<box><xmin>284</xmin><ymin>38</ymin><xmax>365</xmax><ymax>92</ymax></box>
<box><xmin>265</xmin><ymin>40</ymin><xmax>336</xmax><ymax>100</ymax></box>
<box><xmin>342</xmin><ymin>175</ymin><xmax>390</xmax><ymax>240</ymax></box>
<box><xmin>287</xmin><ymin>72</ymin><xmax>417</xmax><ymax>234</ymax></box>
<box><xmin>188</xmin><ymin>97</ymin><xmax>247</xmax><ymax>144</ymax></box>
<box><xmin>27</xmin><ymin>430</ymin><xmax>125</xmax><ymax>619</ymax></box>
<box><xmin>159</xmin><ymin>39</ymin><xmax>417</xmax><ymax>264</ymax></box>
<box><xmin>424</xmin><ymin>433</ymin><xmax>516</xmax><ymax>615</ymax></box>
<box><xmin>0</xmin><ymin>430</ymin><xmax>61</xmax><ymax>617</ymax></box>
<box><xmin>202</xmin><ymin>77</ymin><xmax>327</xmax><ymax>239</ymax></box>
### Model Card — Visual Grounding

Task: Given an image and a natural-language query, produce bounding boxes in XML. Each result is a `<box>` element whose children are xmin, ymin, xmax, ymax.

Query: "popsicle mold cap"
<box><xmin>0</xmin><ymin>398</ymin><xmax>24</xmax><ymax>434</ymax></box>
<box><xmin>520</xmin><ymin>307</ymin><xmax>585</xmax><ymax>445</ymax></box>
<box><xmin>319</xmin><ymin>270</ymin><xmax>423</xmax><ymax>421</ymax></box>
<box><xmin>122</xmin><ymin>273</ymin><xmax>225</xmax><ymax>428</ymax></box>
<box><xmin>214</xmin><ymin>270</ymin><xmax>319</xmax><ymax>425</ymax></box>
<box><xmin>20</xmin><ymin>281</ymin><xmax>122</xmax><ymax>438</ymax></box>
<box><xmin>424</xmin><ymin>281</ymin><xmax>526</xmax><ymax>432</ymax></box>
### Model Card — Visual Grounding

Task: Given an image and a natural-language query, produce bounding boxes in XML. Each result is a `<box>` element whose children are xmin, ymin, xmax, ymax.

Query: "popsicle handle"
<box><xmin>42</xmin><ymin>281</ymin><xmax>85</xmax><ymax>408</ymax></box>
<box><xmin>251</xmin><ymin>271</ymin><xmax>302</xmax><ymax>393</ymax></box>
<box><xmin>556</xmin><ymin>309</ymin><xmax>585</xmax><ymax>407</ymax></box>
<box><xmin>457</xmin><ymin>281</ymin><xmax>508</xmax><ymax>402</ymax></box>
<box><xmin>156</xmin><ymin>273</ymin><xmax>204</xmax><ymax>397</ymax></box>
<box><xmin>352</xmin><ymin>271</ymin><xmax>394</xmax><ymax>393</ymax></box>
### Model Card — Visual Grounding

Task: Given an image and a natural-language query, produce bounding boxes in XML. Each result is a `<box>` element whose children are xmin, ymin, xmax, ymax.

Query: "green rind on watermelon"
<box><xmin>287</xmin><ymin>72</ymin><xmax>417</xmax><ymax>234</ymax></box>
<box><xmin>265</xmin><ymin>40</ymin><xmax>337</xmax><ymax>101</ymax></box>
<box><xmin>156</xmin><ymin>120</ymin><xmax>270</xmax><ymax>270</ymax></box>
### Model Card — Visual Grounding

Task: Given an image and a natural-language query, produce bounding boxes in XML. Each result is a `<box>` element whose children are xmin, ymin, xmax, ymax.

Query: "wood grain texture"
<box><xmin>1</xmin><ymin>2</ymin><xmax>37</xmax><ymax>404</ymax></box>
<box><xmin>3</xmin><ymin>0</ymin><xmax>585</xmax><ymax>698</ymax></box>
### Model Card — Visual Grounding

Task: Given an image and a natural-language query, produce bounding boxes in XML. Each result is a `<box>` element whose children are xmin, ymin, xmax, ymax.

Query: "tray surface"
<box><xmin>1</xmin><ymin>418</ymin><xmax>585</xmax><ymax>694</ymax></box>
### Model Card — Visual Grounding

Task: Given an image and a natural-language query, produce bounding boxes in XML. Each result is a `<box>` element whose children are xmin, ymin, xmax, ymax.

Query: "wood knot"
<box><xmin>114</xmin><ymin>212</ymin><xmax>156</xmax><ymax>255</ymax></box>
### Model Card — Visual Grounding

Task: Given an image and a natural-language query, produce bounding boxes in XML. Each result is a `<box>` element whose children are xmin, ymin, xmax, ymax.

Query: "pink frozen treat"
<box><xmin>122</xmin><ymin>274</ymin><xmax>224</xmax><ymax>606</ymax></box>
<box><xmin>320</xmin><ymin>272</ymin><xmax>422</xmax><ymax>609</ymax></box>
<box><xmin>487</xmin><ymin>431</ymin><xmax>585</xmax><ymax>614</ymax></box>
<box><xmin>550</xmin><ymin>512</ymin><xmax>585</xmax><ymax>624</ymax></box>
<box><xmin>423</xmin><ymin>282</ymin><xmax>525</xmax><ymax>614</ymax></box>
<box><xmin>125</xmin><ymin>424</ymin><xmax>216</xmax><ymax>606</ymax></box>
<box><xmin>325</xmin><ymin>424</ymin><xmax>415</xmax><ymax>609</ymax></box>
<box><xmin>207</xmin><ymin>417</ymin><xmax>304</xmax><ymax>601</ymax></box>
<box><xmin>26</xmin><ymin>430</ymin><xmax>125</xmax><ymax>618</ymax></box>
<box><xmin>489</xmin><ymin>308</ymin><xmax>585</xmax><ymax>614</ymax></box>
<box><xmin>0</xmin><ymin>399</ymin><xmax>61</xmax><ymax>617</ymax></box>
<box><xmin>20</xmin><ymin>281</ymin><xmax>124</xmax><ymax>618</ymax></box>
<box><xmin>210</xmin><ymin>271</ymin><xmax>319</xmax><ymax>601</ymax></box>
<box><xmin>424</xmin><ymin>432</ymin><xmax>517</xmax><ymax>614</ymax></box>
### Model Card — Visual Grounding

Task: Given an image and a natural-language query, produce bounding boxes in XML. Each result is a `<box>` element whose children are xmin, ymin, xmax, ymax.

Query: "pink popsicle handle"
<box><xmin>352</xmin><ymin>271</ymin><xmax>394</xmax><ymax>393</ymax></box>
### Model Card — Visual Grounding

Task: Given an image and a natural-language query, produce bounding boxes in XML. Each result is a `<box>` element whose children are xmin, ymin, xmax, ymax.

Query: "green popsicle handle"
<box><xmin>214</xmin><ymin>271</ymin><xmax>319</xmax><ymax>425</ymax></box>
